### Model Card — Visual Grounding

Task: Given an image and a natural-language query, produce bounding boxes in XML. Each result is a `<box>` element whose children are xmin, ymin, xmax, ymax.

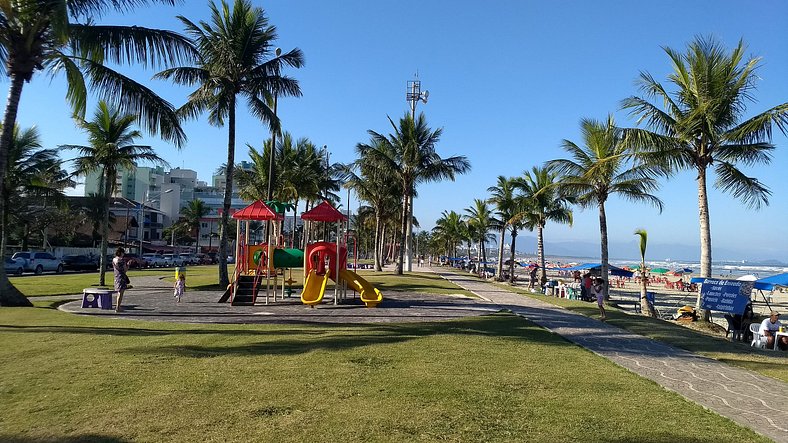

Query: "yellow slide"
<box><xmin>337</xmin><ymin>269</ymin><xmax>383</xmax><ymax>308</ymax></box>
<box><xmin>301</xmin><ymin>270</ymin><xmax>329</xmax><ymax>306</ymax></box>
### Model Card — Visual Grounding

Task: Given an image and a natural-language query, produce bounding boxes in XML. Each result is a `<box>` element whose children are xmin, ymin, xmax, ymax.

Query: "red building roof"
<box><xmin>300</xmin><ymin>201</ymin><xmax>347</xmax><ymax>222</ymax></box>
<box><xmin>232</xmin><ymin>200</ymin><xmax>284</xmax><ymax>221</ymax></box>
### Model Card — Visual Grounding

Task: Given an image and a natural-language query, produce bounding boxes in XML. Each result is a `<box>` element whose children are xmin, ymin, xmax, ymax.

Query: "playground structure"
<box><xmin>219</xmin><ymin>200</ymin><xmax>382</xmax><ymax>308</ymax></box>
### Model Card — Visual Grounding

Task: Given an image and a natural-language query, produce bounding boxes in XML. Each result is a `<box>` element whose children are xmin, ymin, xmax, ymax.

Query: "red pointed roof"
<box><xmin>301</xmin><ymin>201</ymin><xmax>347</xmax><ymax>222</ymax></box>
<box><xmin>232</xmin><ymin>200</ymin><xmax>284</xmax><ymax>221</ymax></box>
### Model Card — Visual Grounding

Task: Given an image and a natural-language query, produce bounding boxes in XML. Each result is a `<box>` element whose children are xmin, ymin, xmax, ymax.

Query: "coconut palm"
<box><xmin>0</xmin><ymin>0</ymin><xmax>192</xmax><ymax>306</ymax></box>
<box><xmin>621</xmin><ymin>36</ymin><xmax>788</xmax><ymax>317</ymax></box>
<box><xmin>465</xmin><ymin>199</ymin><xmax>495</xmax><ymax>277</ymax></box>
<box><xmin>180</xmin><ymin>199</ymin><xmax>211</xmax><ymax>253</ymax></box>
<box><xmin>66</xmin><ymin>101</ymin><xmax>168</xmax><ymax>286</ymax></box>
<box><xmin>358</xmin><ymin>113</ymin><xmax>470</xmax><ymax>274</ymax></box>
<box><xmin>634</xmin><ymin>229</ymin><xmax>657</xmax><ymax>317</ymax></box>
<box><xmin>157</xmin><ymin>0</ymin><xmax>304</xmax><ymax>287</ymax></box>
<box><xmin>547</xmin><ymin>116</ymin><xmax>662</xmax><ymax>300</ymax></box>
<box><xmin>432</xmin><ymin>210</ymin><xmax>465</xmax><ymax>259</ymax></box>
<box><xmin>512</xmin><ymin>166</ymin><xmax>573</xmax><ymax>286</ymax></box>
<box><xmin>487</xmin><ymin>176</ymin><xmax>518</xmax><ymax>281</ymax></box>
<box><xmin>1</xmin><ymin>126</ymin><xmax>60</xmax><ymax>258</ymax></box>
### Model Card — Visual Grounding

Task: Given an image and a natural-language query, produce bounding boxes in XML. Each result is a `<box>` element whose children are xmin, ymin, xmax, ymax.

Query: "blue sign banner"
<box><xmin>699</xmin><ymin>279</ymin><xmax>753</xmax><ymax>314</ymax></box>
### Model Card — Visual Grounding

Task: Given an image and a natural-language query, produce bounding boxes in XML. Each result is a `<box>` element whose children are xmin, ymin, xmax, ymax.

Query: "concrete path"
<box><xmin>432</xmin><ymin>268</ymin><xmax>788</xmax><ymax>443</ymax></box>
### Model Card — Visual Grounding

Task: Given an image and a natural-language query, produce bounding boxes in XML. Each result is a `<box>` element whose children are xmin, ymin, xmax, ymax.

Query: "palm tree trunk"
<box><xmin>481</xmin><ymin>238</ymin><xmax>487</xmax><ymax>278</ymax></box>
<box><xmin>99</xmin><ymin>172</ymin><xmax>113</xmax><ymax>286</ymax></box>
<box><xmin>218</xmin><ymin>97</ymin><xmax>236</xmax><ymax>287</ymax></box>
<box><xmin>405</xmin><ymin>194</ymin><xmax>414</xmax><ymax>272</ymax></box>
<box><xmin>538</xmin><ymin>223</ymin><xmax>547</xmax><ymax>287</ymax></box>
<box><xmin>696</xmin><ymin>166</ymin><xmax>712</xmax><ymax>321</ymax></box>
<box><xmin>598</xmin><ymin>200</ymin><xmax>609</xmax><ymax>301</ymax></box>
<box><xmin>509</xmin><ymin>228</ymin><xmax>517</xmax><ymax>284</ymax></box>
<box><xmin>640</xmin><ymin>262</ymin><xmax>656</xmax><ymax>317</ymax></box>
<box><xmin>396</xmin><ymin>190</ymin><xmax>409</xmax><ymax>275</ymax></box>
<box><xmin>373</xmin><ymin>210</ymin><xmax>382</xmax><ymax>271</ymax></box>
<box><xmin>0</xmin><ymin>72</ymin><xmax>32</xmax><ymax>306</ymax></box>
<box><xmin>496</xmin><ymin>227</ymin><xmax>506</xmax><ymax>281</ymax></box>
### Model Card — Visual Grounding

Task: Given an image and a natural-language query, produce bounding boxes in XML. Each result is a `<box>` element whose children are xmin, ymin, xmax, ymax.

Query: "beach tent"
<box><xmin>754</xmin><ymin>273</ymin><xmax>788</xmax><ymax>291</ymax></box>
<box><xmin>561</xmin><ymin>263</ymin><xmax>634</xmax><ymax>277</ymax></box>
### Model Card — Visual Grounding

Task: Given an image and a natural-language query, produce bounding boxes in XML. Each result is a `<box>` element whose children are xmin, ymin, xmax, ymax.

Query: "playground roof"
<box><xmin>232</xmin><ymin>200</ymin><xmax>284</xmax><ymax>221</ymax></box>
<box><xmin>301</xmin><ymin>201</ymin><xmax>347</xmax><ymax>222</ymax></box>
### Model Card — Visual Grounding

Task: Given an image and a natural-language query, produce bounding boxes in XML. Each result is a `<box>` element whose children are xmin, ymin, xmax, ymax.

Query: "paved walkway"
<box><xmin>432</xmin><ymin>268</ymin><xmax>788</xmax><ymax>443</ymax></box>
<box><xmin>59</xmin><ymin>275</ymin><xmax>498</xmax><ymax>324</ymax></box>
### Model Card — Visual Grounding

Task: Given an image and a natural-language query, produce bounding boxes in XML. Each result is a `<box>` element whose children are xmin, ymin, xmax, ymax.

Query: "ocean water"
<box><xmin>511</xmin><ymin>255</ymin><xmax>788</xmax><ymax>279</ymax></box>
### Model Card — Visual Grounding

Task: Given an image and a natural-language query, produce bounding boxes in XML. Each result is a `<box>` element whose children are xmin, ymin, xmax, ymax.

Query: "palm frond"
<box><xmin>714</xmin><ymin>161</ymin><xmax>770</xmax><ymax>209</ymax></box>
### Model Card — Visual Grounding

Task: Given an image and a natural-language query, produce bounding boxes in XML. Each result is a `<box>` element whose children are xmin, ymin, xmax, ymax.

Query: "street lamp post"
<box><xmin>404</xmin><ymin>76</ymin><xmax>429</xmax><ymax>272</ymax></box>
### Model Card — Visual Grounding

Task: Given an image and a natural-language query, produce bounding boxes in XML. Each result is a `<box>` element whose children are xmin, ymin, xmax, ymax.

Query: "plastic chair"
<box><xmin>724</xmin><ymin>314</ymin><xmax>744</xmax><ymax>341</ymax></box>
<box><xmin>750</xmin><ymin>323</ymin><xmax>769</xmax><ymax>349</ymax></box>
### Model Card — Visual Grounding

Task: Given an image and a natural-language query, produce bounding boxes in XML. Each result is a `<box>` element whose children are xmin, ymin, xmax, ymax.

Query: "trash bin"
<box><xmin>175</xmin><ymin>266</ymin><xmax>186</xmax><ymax>281</ymax></box>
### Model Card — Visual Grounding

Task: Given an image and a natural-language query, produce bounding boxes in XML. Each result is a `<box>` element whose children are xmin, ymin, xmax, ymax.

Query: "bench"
<box><xmin>82</xmin><ymin>288</ymin><xmax>114</xmax><ymax>310</ymax></box>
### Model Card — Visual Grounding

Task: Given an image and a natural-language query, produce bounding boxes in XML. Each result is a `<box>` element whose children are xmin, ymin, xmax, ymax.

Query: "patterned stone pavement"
<box><xmin>432</xmin><ymin>268</ymin><xmax>788</xmax><ymax>443</ymax></box>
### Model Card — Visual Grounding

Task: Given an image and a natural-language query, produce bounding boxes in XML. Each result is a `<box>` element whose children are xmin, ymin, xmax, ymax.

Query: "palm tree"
<box><xmin>180</xmin><ymin>199</ymin><xmax>211</xmax><ymax>253</ymax></box>
<box><xmin>487</xmin><ymin>176</ymin><xmax>517</xmax><ymax>281</ymax></box>
<box><xmin>432</xmin><ymin>210</ymin><xmax>465</xmax><ymax>259</ymax></box>
<box><xmin>358</xmin><ymin>113</ymin><xmax>470</xmax><ymax>274</ymax></box>
<box><xmin>66</xmin><ymin>101</ymin><xmax>168</xmax><ymax>286</ymax></box>
<box><xmin>547</xmin><ymin>116</ymin><xmax>662</xmax><ymax>300</ymax></box>
<box><xmin>634</xmin><ymin>229</ymin><xmax>657</xmax><ymax>317</ymax></box>
<box><xmin>1</xmin><ymin>126</ymin><xmax>63</xmax><ymax>259</ymax></box>
<box><xmin>157</xmin><ymin>0</ymin><xmax>304</xmax><ymax>287</ymax></box>
<box><xmin>0</xmin><ymin>0</ymin><xmax>192</xmax><ymax>306</ymax></box>
<box><xmin>465</xmin><ymin>199</ymin><xmax>495</xmax><ymax>277</ymax></box>
<box><xmin>621</xmin><ymin>36</ymin><xmax>788</xmax><ymax>317</ymax></box>
<box><xmin>512</xmin><ymin>166</ymin><xmax>573</xmax><ymax>286</ymax></box>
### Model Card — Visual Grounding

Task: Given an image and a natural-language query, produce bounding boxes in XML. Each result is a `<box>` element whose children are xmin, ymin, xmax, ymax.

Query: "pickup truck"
<box><xmin>12</xmin><ymin>251</ymin><xmax>64</xmax><ymax>274</ymax></box>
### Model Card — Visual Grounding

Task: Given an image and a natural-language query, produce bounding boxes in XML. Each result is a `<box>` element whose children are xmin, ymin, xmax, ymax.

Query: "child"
<box><xmin>174</xmin><ymin>273</ymin><xmax>186</xmax><ymax>302</ymax></box>
<box><xmin>592</xmin><ymin>277</ymin><xmax>606</xmax><ymax>320</ymax></box>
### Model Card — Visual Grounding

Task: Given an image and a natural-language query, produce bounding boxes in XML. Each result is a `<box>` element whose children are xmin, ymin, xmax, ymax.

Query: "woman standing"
<box><xmin>112</xmin><ymin>247</ymin><xmax>129</xmax><ymax>312</ymax></box>
<box><xmin>592</xmin><ymin>277</ymin><xmax>606</xmax><ymax>320</ymax></box>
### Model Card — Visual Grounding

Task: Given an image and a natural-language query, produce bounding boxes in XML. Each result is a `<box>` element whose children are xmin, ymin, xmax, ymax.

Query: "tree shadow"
<box><xmin>0</xmin><ymin>435</ymin><xmax>132</xmax><ymax>443</ymax></box>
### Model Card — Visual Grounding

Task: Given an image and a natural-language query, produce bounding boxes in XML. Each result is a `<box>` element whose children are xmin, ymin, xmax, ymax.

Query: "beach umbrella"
<box><xmin>651</xmin><ymin>267</ymin><xmax>670</xmax><ymax>274</ymax></box>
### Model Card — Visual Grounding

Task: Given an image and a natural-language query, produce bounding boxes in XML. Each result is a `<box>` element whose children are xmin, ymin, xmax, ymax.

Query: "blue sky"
<box><xmin>9</xmin><ymin>0</ymin><xmax>788</xmax><ymax>261</ymax></box>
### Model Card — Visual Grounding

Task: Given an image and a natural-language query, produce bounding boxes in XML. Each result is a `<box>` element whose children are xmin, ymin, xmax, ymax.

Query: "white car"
<box><xmin>142</xmin><ymin>253</ymin><xmax>168</xmax><ymax>267</ymax></box>
<box><xmin>4</xmin><ymin>257</ymin><xmax>25</xmax><ymax>275</ymax></box>
<box><xmin>12</xmin><ymin>251</ymin><xmax>64</xmax><ymax>274</ymax></box>
<box><xmin>164</xmin><ymin>254</ymin><xmax>184</xmax><ymax>267</ymax></box>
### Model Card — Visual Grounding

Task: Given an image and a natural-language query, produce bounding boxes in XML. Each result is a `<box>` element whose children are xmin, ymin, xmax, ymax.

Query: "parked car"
<box><xmin>4</xmin><ymin>257</ymin><xmax>25</xmax><ymax>275</ymax></box>
<box><xmin>12</xmin><ymin>251</ymin><xmax>64</xmax><ymax>274</ymax></box>
<box><xmin>179</xmin><ymin>253</ymin><xmax>200</xmax><ymax>265</ymax></box>
<box><xmin>122</xmin><ymin>253</ymin><xmax>148</xmax><ymax>269</ymax></box>
<box><xmin>62</xmin><ymin>254</ymin><xmax>100</xmax><ymax>271</ymax></box>
<box><xmin>195</xmin><ymin>253</ymin><xmax>214</xmax><ymax>265</ymax></box>
<box><xmin>142</xmin><ymin>253</ymin><xmax>168</xmax><ymax>267</ymax></box>
<box><xmin>163</xmin><ymin>254</ymin><xmax>184</xmax><ymax>267</ymax></box>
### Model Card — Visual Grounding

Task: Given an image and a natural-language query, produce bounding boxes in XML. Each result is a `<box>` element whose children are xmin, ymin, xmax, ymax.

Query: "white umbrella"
<box><xmin>736</xmin><ymin>274</ymin><xmax>758</xmax><ymax>281</ymax></box>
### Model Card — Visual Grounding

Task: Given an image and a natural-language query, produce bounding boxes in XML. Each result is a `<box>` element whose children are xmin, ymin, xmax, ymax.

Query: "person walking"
<box><xmin>174</xmin><ymin>272</ymin><xmax>186</xmax><ymax>303</ymax></box>
<box><xmin>592</xmin><ymin>277</ymin><xmax>607</xmax><ymax>320</ymax></box>
<box><xmin>112</xmin><ymin>247</ymin><xmax>129</xmax><ymax>312</ymax></box>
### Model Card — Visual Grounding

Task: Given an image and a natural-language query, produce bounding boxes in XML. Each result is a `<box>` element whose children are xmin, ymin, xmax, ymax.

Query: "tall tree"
<box><xmin>1</xmin><ymin>125</ymin><xmax>64</xmax><ymax>259</ymax></box>
<box><xmin>512</xmin><ymin>166</ymin><xmax>573</xmax><ymax>286</ymax></box>
<box><xmin>66</xmin><ymin>101</ymin><xmax>167</xmax><ymax>286</ymax></box>
<box><xmin>432</xmin><ymin>210</ymin><xmax>465</xmax><ymax>260</ymax></box>
<box><xmin>487</xmin><ymin>176</ymin><xmax>517</xmax><ymax>281</ymax></box>
<box><xmin>157</xmin><ymin>0</ymin><xmax>303</xmax><ymax>287</ymax></box>
<box><xmin>180</xmin><ymin>199</ymin><xmax>211</xmax><ymax>253</ymax></box>
<box><xmin>0</xmin><ymin>0</ymin><xmax>191</xmax><ymax>306</ymax></box>
<box><xmin>358</xmin><ymin>113</ymin><xmax>470</xmax><ymax>275</ymax></box>
<box><xmin>547</xmin><ymin>116</ymin><xmax>662</xmax><ymax>300</ymax></box>
<box><xmin>622</xmin><ymin>36</ymin><xmax>788</xmax><ymax>317</ymax></box>
<box><xmin>465</xmin><ymin>199</ymin><xmax>495</xmax><ymax>277</ymax></box>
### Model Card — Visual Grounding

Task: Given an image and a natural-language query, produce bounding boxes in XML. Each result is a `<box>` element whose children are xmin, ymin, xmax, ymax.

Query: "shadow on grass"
<box><xmin>0</xmin><ymin>435</ymin><xmax>131</xmax><ymax>443</ymax></box>
<box><xmin>117</xmin><ymin>314</ymin><xmax>569</xmax><ymax>358</ymax></box>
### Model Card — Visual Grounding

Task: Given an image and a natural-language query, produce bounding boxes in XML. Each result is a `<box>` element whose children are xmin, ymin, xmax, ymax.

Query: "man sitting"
<box><xmin>758</xmin><ymin>311</ymin><xmax>787</xmax><ymax>351</ymax></box>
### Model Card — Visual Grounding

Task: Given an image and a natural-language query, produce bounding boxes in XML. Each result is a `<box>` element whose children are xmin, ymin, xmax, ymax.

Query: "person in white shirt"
<box><xmin>758</xmin><ymin>311</ymin><xmax>787</xmax><ymax>351</ymax></box>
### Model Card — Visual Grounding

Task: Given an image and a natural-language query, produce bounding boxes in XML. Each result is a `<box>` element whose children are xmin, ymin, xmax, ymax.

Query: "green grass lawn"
<box><xmin>9</xmin><ymin>268</ymin><xmax>178</xmax><ymax>296</ymax></box>
<box><xmin>499</xmin><ymin>283</ymin><xmax>788</xmax><ymax>383</ymax></box>
<box><xmin>0</xmin><ymin>304</ymin><xmax>767</xmax><ymax>443</ymax></box>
